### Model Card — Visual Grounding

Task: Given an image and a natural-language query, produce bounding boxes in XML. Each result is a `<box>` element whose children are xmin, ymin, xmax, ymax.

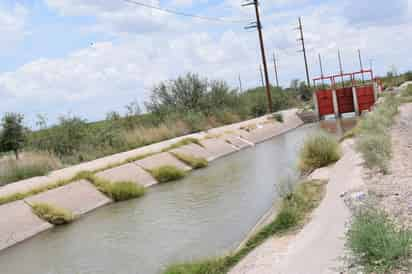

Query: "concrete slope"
<box><xmin>0</xmin><ymin>201</ymin><xmax>53</xmax><ymax>251</ymax></box>
<box><xmin>230</xmin><ymin>140</ymin><xmax>364</xmax><ymax>274</ymax></box>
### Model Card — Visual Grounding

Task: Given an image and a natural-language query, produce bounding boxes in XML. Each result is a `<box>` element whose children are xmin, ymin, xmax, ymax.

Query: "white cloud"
<box><xmin>0</xmin><ymin>4</ymin><xmax>28</xmax><ymax>54</ymax></box>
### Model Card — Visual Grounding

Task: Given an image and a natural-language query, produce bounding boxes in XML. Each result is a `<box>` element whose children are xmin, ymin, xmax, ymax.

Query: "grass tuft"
<box><xmin>299</xmin><ymin>133</ymin><xmax>341</xmax><ymax>173</ymax></box>
<box><xmin>163</xmin><ymin>180</ymin><xmax>327</xmax><ymax>274</ymax></box>
<box><xmin>271</xmin><ymin>113</ymin><xmax>284</xmax><ymax>123</ymax></box>
<box><xmin>77</xmin><ymin>171</ymin><xmax>145</xmax><ymax>201</ymax></box>
<box><xmin>31</xmin><ymin>202</ymin><xmax>74</xmax><ymax>225</ymax></box>
<box><xmin>150</xmin><ymin>165</ymin><xmax>186</xmax><ymax>183</ymax></box>
<box><xmin>172</xmin><ymin>153</ymin><xmax>208</xmax><ymax>169</ymax></box>
<box><xmin>346</xmin><ymin>209</ymin><xmax>412</xmax><ymax>273</ymax></box>
<box><xmin>162</xmin><ymin>138</ymin><xmax>203</xmax><ymax>152</ymax></box>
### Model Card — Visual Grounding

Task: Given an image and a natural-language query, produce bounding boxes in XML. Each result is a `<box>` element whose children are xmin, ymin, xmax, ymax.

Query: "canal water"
<box><xmin>0</xmin><ymin>120</ymin><xmax>355</xmax><ymax>274</ymax></box>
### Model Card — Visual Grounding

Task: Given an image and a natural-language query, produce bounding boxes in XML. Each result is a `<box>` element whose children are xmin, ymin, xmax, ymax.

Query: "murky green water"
<box><xmin>0</xmin><ymin>120</ymin><xmax>355</xmax><ymax>274</ymax></box>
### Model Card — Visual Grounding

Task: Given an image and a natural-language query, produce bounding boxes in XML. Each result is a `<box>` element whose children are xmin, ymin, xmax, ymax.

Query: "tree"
<box><xmin>0</xmin><ymin>113</ymin><xmax>26</xmax><ymax>159</ymax></box>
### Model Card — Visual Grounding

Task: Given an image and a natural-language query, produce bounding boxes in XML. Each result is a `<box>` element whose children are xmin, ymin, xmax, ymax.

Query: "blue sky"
<box><xmin>0</xmin><ymin>0</ymin><xmax>411</xmax><ymax>128</ymax></box>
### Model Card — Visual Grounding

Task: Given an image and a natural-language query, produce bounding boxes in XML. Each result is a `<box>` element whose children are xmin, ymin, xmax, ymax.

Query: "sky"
<box><xmin>0</xmin><ymin>0</ymin><xmax>411</xmax><ymax>128</ymax></box>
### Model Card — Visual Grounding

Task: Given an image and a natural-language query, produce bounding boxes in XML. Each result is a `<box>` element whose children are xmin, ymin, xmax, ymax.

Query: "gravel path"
<box><xmin>364</xmin><ymin>103</ymin><xmax>412</xmax><ymax>227</ymax></box>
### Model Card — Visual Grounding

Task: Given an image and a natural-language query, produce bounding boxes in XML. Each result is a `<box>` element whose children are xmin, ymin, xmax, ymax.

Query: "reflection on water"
<box><xmin>0</xmin><ymin>122</ymin><xmax>355</xmax><ymax>274</ymax></box>
<box><xmin>320</xmin><ymin>118</ymin><xmax>357</xmax><ymax>136</ymax></box>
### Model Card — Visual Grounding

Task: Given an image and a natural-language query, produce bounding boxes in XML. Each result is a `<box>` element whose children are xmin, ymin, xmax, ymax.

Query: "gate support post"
<box><xmin>373</xmin><ymin>82</ymin><xmax>378</xmax><ymax>102</ymax></box>
<box><xmin>352</xmin><ymin>86</ymin><xmax>360</xmax><ymax>116</ymax></box>
<box><xmin>313</xmin><ymin>92</ymin><xmax>320</xmax><ymax>120</ymax></box>
<box><xmin>332</xmin><ymin>89</ymin><xmax>339</xmax><ymax>118</ymax></box>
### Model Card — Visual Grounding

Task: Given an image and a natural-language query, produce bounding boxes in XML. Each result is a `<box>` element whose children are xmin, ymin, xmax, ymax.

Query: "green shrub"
<box><xmin>172</xmin><ymin>153</ymin><xmax>208</xmax><ymax>169</ymax></box>
<box><xmin>356</xmin><ymin>133</ymin><xmax>392</xmax><ymax>173</ymax></box>
<box><xmin>346</xmin><ymin>209</ymin><xmax>412</xmax><ymax>273</ymax></box>
<box><xmin>107</xmin><ymin>181</ymin><xmax>145</xmax><ymax>202</ymax></box>
<box><xmin>75</xmin><ymin>171</ymin><xmax>145</xmax><ymax>201</ymax></box>
<box><xmin>150</xmin><ymin>166</ymin><xmax>186</xmax><ymax>183</ymax></box>
<box><xmin>299</xmin><ymin>133</ymin><xmax>341</xmax><ymax>173</ymax></box>
<box><xmin>31</xmin><ymin>202</ymin><xmax>74</xmax><ymax>225</ymax></box>
<box><xmin>355</xmin><ymin>94</ymin><xmax>399</xmax><ymax>173</ymax></box>
<box><xmin>163</xmin><ymin>180</ymin><xmax>326</xmax><ymax>274</ymax></box>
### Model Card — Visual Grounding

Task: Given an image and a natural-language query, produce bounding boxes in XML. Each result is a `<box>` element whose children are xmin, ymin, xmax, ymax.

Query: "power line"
<box><xmin>123</xmin><ymin>0</ymin><xmax>248</xmax><ymax>23</ymax></box>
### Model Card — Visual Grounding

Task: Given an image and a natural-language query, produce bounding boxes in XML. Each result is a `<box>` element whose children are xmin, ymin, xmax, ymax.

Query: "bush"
<box><xmin>356</xmin><ymin>133</ymin><xmax>392</xmax><ymax>173</ymax></box>
<box><xmin>299</xmin><ymin>133</ymin><xmax>341</xmax><ymax>173</ymax></box>
<box><xmin>31</xmin><ymin>202</ymin><xmax>74</xmax><ymax>225</ymax></box>
<box><xmin>346</xmin><ymin>209</ymin><xmax>412</xmax><ymax>273</ymax></box>
<box><xmin>150</xmin><ymin>166</ymin><xmax>186</xmax><ymax>183</ymax></box>
<box><xmin>172</xmin><ymin>153</ymin><xmax>208</xmax><ymax>169</ymax></box>
<box><xmin>0</xmin><ymin>113</ymin><xmax>26</xmax><ymax>159</ymax></box>
<box><xmin>355</xmin><ymin>94</ymin><xmax>399</xmax><ymax>173</ymax></box>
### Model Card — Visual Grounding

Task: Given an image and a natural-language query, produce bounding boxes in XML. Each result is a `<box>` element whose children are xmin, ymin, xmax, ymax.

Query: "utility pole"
<box><xmin>318</xmin><ymin>53</ymin><xmax>324</xmax><ymax>87</ymax></box>
<box><xmin>338</xmin><ymin>49</ymin><xmax>345</xmax><ymax>87</ymax></box>
<box><xmin>243</xmin><ymin>0</ymin><xmax>273</xmax><ymax>113</ymax></box>
<box><xmin>273</xmin><ymin>51</ymin><xmax>280</xmax><ymax>87</ymax></box>
<box><xmin>297</xmin><ymin>17</ymin><xmax>311</xmax><ymax>88</ymax></box>
<box><xmin>238</xmin><ymin>74</ymin><xmax>243</xmax><ymax>92</ymax></box>
<box><xmin>358</xmin><ymin>49</ymin><xmax>365</xmax><ymax>82</ymax></box>
<box><xmin>259</xmin><ymin>65</ymin><xmax>264</xmax><ymax>87</ymax></box>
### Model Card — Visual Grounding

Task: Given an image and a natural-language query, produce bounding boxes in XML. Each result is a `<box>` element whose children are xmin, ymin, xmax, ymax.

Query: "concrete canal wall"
<box><xmin>0</xmin><ymin>109</ymin><xmax>304</xmax><ymax>252</ymax></box>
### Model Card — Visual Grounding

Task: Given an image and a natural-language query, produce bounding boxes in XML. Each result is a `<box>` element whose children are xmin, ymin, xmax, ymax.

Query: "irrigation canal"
<box><xmin>0</xmin><ymin>119</ymin><xmax>355</xmax><ymax>274</ymax></box>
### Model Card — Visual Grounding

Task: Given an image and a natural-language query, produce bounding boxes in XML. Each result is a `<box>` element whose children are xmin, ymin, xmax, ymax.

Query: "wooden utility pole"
<box><xmin>243</xmin><ymin>0</ymin><xmax>273</xmax><ymax>113</ymax></box>
<box><xmin>273</xmin><ymin>51</ymin><xmax>280</xmax><ymax>87</ymax></box>
<box><xmin>318</xmin><ymin>53</ymin><xmax>324</xmax><ymax>86</ymax></box>
<box><xmin>297</xmin><ymin>17</ymin><xmax>311</xmax><ymax>88</ymax></box>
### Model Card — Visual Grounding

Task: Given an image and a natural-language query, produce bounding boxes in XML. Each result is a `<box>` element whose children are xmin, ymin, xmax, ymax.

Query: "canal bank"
<box><xmin>0</xmin><ymin>120</ymin><xmax>357</xmax><ymax>274</ymax></box>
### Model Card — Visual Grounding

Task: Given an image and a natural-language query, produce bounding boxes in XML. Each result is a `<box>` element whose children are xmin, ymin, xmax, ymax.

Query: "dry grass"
<box><xmin>172</xmin><ymin>153</ymin><xmax>208</xmax><ymax>169</ymax></box>
<box><xmin>122</xmin><ymin>121</ymin><xmax>191</xmax><ymax>149</ymax></box>
<box><xmin>0</xmin><ymin>152</ymin><xmax>62</xmax><ymax>186</ymax></box>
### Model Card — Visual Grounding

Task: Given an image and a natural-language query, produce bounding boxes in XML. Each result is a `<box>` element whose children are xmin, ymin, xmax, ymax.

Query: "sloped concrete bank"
<box><xmin>0</xmin><ymin>109</ymin><xmax>304</xmax><ymax>252</ymax></box>
<box><xmin>229</xmin><ymin>139</ymin><xmax>365</xmax><ymax>274</ymax></box>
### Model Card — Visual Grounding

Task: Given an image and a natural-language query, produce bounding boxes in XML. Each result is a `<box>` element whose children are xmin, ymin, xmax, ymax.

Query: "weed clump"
<box><xmin>31</xmin><ymin>202</ymin><xmax>74</xmax><ymax>225</ymax></box>
<box><xmin>78</xmin><ymin>171</ymin><xmax>145</xmax><ymax>201</ymax></box>
<box><xmin>271</xmin><ymin>113</ymin><xmax>284</xmax><ymax>123</ymax></box>
<box><xmin>172</xmin><ymin>153</ymin><xmax>208</xmax><ymax>169</ymax></box>
<box><xmin>355</xmin><ymin>94</ymin><xmax>399</xmax><ymax>173</ymax></box>
<box><xmin>299</xmin><ymin>133</ymin><xmax>341</xmax><ymax>173</ymax></box>
<box><xmin>162</xmin><ymin>138</ymin><xmax>203</xmax><ymax>152</ymax></box>
<box><xmin>150</xmin><ymin>166</ymin><xmax>186</xmax><ymax>183</ymax></box>
<box><xmin>346</xmin><ymin>209</ymin><xmax>412</xmax><ymax>273</ymax></box>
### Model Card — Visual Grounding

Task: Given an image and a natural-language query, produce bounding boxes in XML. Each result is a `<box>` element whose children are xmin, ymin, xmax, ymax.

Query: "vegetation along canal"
<box><xmin>0</xmin><ymin>120</ymin><xmax>355</xmax><ymax>274</ymax></box>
